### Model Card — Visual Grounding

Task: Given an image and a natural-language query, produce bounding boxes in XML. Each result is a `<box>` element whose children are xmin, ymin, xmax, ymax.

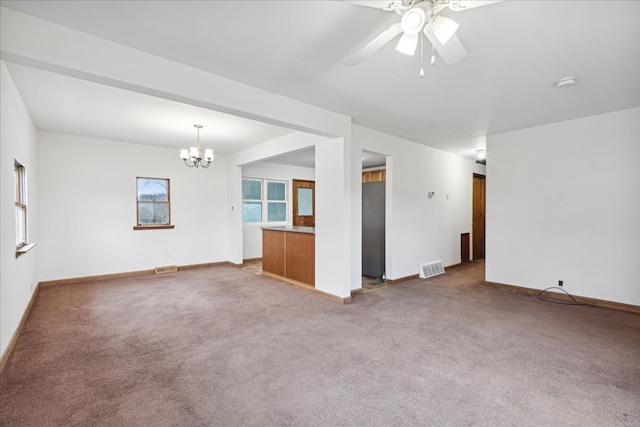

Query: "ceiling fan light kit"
<box><xmin>401</xmin><ymin>6</ymin><xmax>425</xmax><ymax>35</ymax></box>
<box><xmin>395</xmin><ymin>6</ymin><xmax>425</xmax><ymax>55</ymax></box>
<box><xmin>346</xmin><ymin>0</ymin><xmax>503</xmax><ymax>74</ymax></box>
<box><xmin>432</xmin><ymin>15</ymin><xmax>459</xmax><ymax>45</ymax></box>
<box><xmin>396</xmin><ymin>33</ymin><xmax>419</xmax><ymax>55</ymax></box>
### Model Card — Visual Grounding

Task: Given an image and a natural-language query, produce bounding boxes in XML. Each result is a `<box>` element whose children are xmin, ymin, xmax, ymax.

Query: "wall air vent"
<box><xmin>419</xmin><ymin>261</ymin><xmax>445</xmax><ymax>279</ymax></box>
<box><xmin>154</xmin><ymin>265</ymin><xmax>178</xmax><ymax>274</ymax></box>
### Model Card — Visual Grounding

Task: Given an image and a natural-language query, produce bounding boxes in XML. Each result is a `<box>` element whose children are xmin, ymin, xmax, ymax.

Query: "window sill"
<box><xmin>16</xmin><ymin>242</ymin><xmax>37</xmax><ymax>257</ymax></box>
<box><xmin>133</xmin><ymin>225</ymin><xmax>175</xmax><ymax>230</ymax></box>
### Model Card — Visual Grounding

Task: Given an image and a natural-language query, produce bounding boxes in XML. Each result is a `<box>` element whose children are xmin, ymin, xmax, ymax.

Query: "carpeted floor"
<box><xmin>1</xmin><ymin>261</ymin><xmax>639</xmax><ymax>426</ymax></box>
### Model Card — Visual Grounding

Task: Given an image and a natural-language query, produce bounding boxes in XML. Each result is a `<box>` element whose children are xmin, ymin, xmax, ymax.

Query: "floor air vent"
<box><xmin>419</xmin><ymin>261</ymin><xmax>445</xmax><ymax>279</ymax></box>
<box><xmin>155</xmin><ymin>265</ymin><xmax>178</xmax><ymax>274</ymax></box>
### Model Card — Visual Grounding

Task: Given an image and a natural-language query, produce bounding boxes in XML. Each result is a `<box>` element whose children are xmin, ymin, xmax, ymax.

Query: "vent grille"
<box><xmin>155</xmin><ymin>265</ymin><xmax>178</xmax><ymax>274</ymax></box>
<box><xmin>419</xmin><ymin>261</ymin><xmax>445</xmax><ymax>279</ymax></box>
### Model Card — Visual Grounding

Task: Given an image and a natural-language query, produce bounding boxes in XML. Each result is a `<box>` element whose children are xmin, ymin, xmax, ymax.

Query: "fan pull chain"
<box><xmin>431</xmin><ymin>42</ymin><xmax>436</xmax><ymax>65</ymax></box>
<box><xmin>430</xmin><ymin>1</ymin><xmax>436</xmax><ymax>65</ymax></box>
<box><xmin>420</xmin><ymin>32</ymin><xmax>425</xmax><ymax>78</ymax></box>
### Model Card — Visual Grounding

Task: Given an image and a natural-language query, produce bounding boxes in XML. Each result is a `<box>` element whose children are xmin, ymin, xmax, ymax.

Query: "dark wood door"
<box><xmin>472</xmin><ymin>174</ymin><xmax>486</xmax><ymax>260</ymax></box>
<box><xmin>461</xmin><ymin>233</ymin><xmax>470</xmax><ymax>263</ymax></box>
<box><xmin>292</xmin><ymin>179</ymin><xmax>315</xmax><ymax>227</ymax></box>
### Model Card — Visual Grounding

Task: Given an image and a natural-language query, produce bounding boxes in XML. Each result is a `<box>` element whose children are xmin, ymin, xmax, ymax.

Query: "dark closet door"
<box><xmin>473</xmin><ymin>174</ymin><xmax>486</xmax><ymax>260</ymax></box>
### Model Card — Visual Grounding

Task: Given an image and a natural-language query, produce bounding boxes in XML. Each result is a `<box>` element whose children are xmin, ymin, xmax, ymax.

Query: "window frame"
<box><xmin>15</xmin><ymin>160</ymin><xmax>27</xmax><ymax>247</ymax></box>
<box><xmin>14</xmin><ymin>160</ymin><xmax>36</xmax><ymax>257</ymax></box>
<box><xmin>241</xmin><ymin>178</ymin><xmax>288</xmax><ymax>224</ymax></box>
<box><xmin>134</xmin><ymin>177</ymin><xmax>174</xmax><ymax>230</ymax></box>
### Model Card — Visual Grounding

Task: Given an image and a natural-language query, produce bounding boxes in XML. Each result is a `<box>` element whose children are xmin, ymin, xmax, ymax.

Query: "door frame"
<box><xmin>292</xmin><ymin>179</ymin><xmax>315</xmax><ymax>227</ymax></box>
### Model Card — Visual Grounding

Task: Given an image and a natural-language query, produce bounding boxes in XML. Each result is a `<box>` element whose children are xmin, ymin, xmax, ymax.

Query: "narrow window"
<box><xmin>135</xmin><ymin>177</ymin><xmax>173</xmax><ymax>230</ymax></box>
<box><xmin>266</xmin><ymin>180</ymin><xmax>287</xmax><ymax>222</ymax></box>
<box><xmin>242</xmin><ymin>178</ymin><xmax>262</xmax><ymax>223</ymax></box>
<box><xmin>15</xmin><ymin>160</ymin><xmax>27</xmax><ymax>247</ymax></box>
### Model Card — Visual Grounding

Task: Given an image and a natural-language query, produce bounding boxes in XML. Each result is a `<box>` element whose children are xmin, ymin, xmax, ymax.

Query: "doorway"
<box><xmin>292</xmin><ymin>179</ymin><xmax>315</xmax><ymax>226</ymax></box>
<box><xmin>472</xmin><ymin>173</ymin><xmax>486</xmax><ymax>260</ymax></box>
<box><xmin>361</xmin><ymin>151</ymin><xmax>387</xmax><ymax>291</ymax></box>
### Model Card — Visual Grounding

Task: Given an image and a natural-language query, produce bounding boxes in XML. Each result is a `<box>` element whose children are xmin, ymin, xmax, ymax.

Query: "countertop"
<box><xmin>261</xmin><ymin>226</ymin><xmax>315</xmax><ymax>235</ymax></box>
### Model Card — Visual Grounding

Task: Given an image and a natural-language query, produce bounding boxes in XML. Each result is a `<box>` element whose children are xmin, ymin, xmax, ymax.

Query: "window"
<box><xmin>242</xmin><ymin>178</ymin><xmax>287</xmax><ymax>223</ymax></box>
<box><xmin>242</xmin><ymin>178</ymin><xmax>262</xmax><ymax>223</ymax></box>
<box><xmin>266</xmin><ymin>181</ymin><xmax>286</xmax><ymax>221</ymax></box>
<box><xmin>15</xmin><ymin>160</ymin><xmax>27</xmax><ymax>247</ymax></box>
<box><xmin>135</xmin><ymin>177</ymin><xmax>174</xmax><ymax>230</ymax></box>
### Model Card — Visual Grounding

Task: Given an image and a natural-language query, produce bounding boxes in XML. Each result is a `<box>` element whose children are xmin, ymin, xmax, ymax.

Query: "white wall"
<box><xmin>241</xmin><ymin>161</ymin><xmax>315</xmax><ymax>260</ymax></box>
<box><xmin>315</xmin><ymin>137</ymin><xmax>355</xmax><ymax>298</ymax></box>
<box><xmin>486</xmin><ymin>108</ymin><xmax>640</xmax><ymax>306</ymax></box>
<box><xmin>37</xmin><ymin>132</ymin><xmax>229</xmax><ymax>281</ymax></box>
<box><xmin>353</xmin><ymin>125</ymin><xmax>476</xmax><ymax>280</ymax></box>
<box><xmin>0</xmin><ymin>61</ymin><xmax>39</xmax><ymax>357</ymax></box>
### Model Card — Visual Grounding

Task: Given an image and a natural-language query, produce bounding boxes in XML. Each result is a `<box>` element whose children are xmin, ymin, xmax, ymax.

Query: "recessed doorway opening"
<box><xmin>362</xmin><ymin>150</ymin><xmax>387</xmax><ymax>292</ymax></box>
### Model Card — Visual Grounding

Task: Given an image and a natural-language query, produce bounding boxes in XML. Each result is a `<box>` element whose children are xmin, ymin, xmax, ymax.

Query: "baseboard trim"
<box><xmin>261</xmin><ymin>271</ymin><xmax>351</xmax><ymax>304</ymax></box>
<box><xmin>351</xmin><ymin>288</ymin><xmax>364</xmax><ymax>296</ymax></box>
<box><xmin>0</xmin><ymin>283</ymin><xmax>40</xmax><ymax>375</ymax></box>
<box><xmin>386</xmin><ymin>274</ymin><xmax>419</xmax><ymax>285</ymax></box>
<box><xmin>484</xmin><ymin>281</ymin><xmax>640</xmax><ymax>315</ymax></box>
<box><xmin>39</xmin><ymin>261</ymin><xmax>233</xmax><ymax>288</ymax></box>
<box><xmin>242</xmin><ymin>257</ymin><xmax>262</xmax><ymax>263</ymax></box>
<box><xmin>178</xmin><ymin>261</ymin><xmax>230</xmax><ymax>271</ymax></box>
<box><xmin>444</xmin><ymin>262</ymin><xmax>464</xmax><ymax>270</ymax></box>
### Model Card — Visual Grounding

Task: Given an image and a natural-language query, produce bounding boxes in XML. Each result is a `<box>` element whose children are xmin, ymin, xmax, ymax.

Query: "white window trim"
<box><xmin>15</xmin><ymin>159</ymin><xmax>36</xmax><ymax>257</ymax></box>
<box><xmin>242</xmin><ymin>178</ymin><xmax>288</xmax><ymax>224</ymax></box>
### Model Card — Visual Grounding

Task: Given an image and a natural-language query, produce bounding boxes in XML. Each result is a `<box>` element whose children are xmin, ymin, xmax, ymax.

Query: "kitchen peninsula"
<box><xmin>261</xmin><ymin>226</ymin><xmax>315</xmax><ymax>287</ymax></box>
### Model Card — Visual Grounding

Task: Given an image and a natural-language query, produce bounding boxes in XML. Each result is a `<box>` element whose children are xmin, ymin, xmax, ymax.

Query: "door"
<box><xmin>292</xmin><ymin>179</ymin><xmax>315</xmax><ymax>227</ymax></box>
<box><xmin>472</xmin><ymin>174</ymin><xmax>486</xmax><ymax>260</ymax></box>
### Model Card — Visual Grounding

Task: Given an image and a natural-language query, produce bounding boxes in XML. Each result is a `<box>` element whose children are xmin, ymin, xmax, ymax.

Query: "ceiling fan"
<box><xmin>345</xmin><ymin>0</ymin><xmax>503</xmax><ymax>69</ymax></box>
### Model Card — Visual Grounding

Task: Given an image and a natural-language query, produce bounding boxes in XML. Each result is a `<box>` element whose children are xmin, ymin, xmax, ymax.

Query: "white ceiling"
<box><xmin>1</xmin><ymin>0</ymin><xmax>639</xmax><ymax>163</ymax></box>
<box><xmin>4</xmin><ymin>62</ymin><xmax>295</xmax><ymax>153</ymax></box>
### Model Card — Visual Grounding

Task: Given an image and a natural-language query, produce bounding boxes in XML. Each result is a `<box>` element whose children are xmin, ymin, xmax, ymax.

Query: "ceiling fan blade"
<box><xmin>344</xmin><ymin>23</ymin><xmax>403</xmax><ymax>66</ymax></box>
<box><xmin>447</xmin><ymin>0</ymin><xmax>504</xmax><ymax>12</ymax></box>
<box><xmin>424</xmin><ymin>30</ymin><xmax>468</xmax><ymax>65</ymax></box>
<box><xmin>344</xmin><ymin>1</ymin><xmax>398</xmax><ymax>10</ymax></box>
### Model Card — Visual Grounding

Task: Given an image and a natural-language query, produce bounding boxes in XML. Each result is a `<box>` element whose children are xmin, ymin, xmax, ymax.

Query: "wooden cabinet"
<box><xmin>362</xmin><ymin>170</ymin><xmax>386</xmax><ymax>183</ymax></box>
<box><xmin>262</xmin><ymin>230</ymin><xmax>285</xmax><ymax>277</ymax></box>
<box><xmin>262</xmin><ymin>227</ymin><xmax>315</xmax><ymax>287</ymax></box>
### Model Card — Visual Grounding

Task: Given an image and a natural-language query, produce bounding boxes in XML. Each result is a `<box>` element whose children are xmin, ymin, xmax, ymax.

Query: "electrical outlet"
<box><xmin>558</xmin><ymin>280</ymin><xmax>563</xmax><ymax>287</ymax></box>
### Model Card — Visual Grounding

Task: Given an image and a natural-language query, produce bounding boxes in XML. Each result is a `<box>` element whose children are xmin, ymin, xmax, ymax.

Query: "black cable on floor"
<box><xmin>537</xmin><ymin>286</ymin><xmax>597</xmax><ymax>307</ymax></box>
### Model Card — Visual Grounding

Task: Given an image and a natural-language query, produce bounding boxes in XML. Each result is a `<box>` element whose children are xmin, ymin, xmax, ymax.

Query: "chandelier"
<box><xmin>179</xmin><ymin>124</ymin><xmax>214</xmax><ymax>168</ymax></box>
